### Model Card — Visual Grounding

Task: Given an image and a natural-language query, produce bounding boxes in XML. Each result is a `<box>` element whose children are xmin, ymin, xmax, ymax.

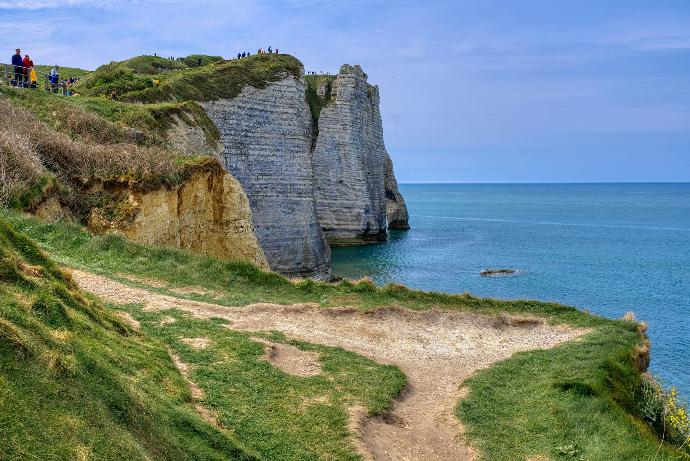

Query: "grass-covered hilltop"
<box><xmin>1</xmin><ymin>53</ymin><xmax>689</xmax><ymax>460</ymax></box>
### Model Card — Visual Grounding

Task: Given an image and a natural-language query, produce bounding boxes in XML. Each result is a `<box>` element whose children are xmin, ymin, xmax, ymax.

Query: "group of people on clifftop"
<box><xmin>7</xmin><ymin>48</ymin><xmax>80</xmax><ymax>94</ymax></box>
<box><xmin>9</xmin><ymin>48</ymin><xmax>37</xmax><ymax>88</ymax></box>
<box><xmin>235</xmin><ymin>46</ymin><xmax>279</xmax><ymax>59</ymax></box>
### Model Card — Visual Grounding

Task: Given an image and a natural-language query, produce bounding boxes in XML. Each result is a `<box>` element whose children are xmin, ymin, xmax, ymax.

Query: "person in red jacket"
<box><xmin>22</xmin><ymin>54</ymin><xmax>33</xmax><ymax>88</ymax></box>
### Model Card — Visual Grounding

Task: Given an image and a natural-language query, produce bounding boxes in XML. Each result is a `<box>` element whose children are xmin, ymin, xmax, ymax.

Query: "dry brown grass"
<box><xmin>48</xmin><ymin>101</ymin><xmax>150</xmax><ymax>146</ymax></box>
<box><xmin>0</xmin><ymin>104</ymin><xmax>46</xmax><ymax>207</ymax></box>
<box><xmin>0</xmin><ymin>98</ymin><xmax>211</xmax><ymax>216</ymax></box>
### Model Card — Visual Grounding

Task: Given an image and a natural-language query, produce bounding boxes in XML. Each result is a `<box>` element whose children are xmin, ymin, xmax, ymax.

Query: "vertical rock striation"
<box><xmin>311</xmin><ymin>65</ymin><xmax>389</xmax><ymax>244</ymax></box>
<box><xmin>201</xmin><ymin>76</ymin><xmax>331</xmax><ymax>277</ymax></box>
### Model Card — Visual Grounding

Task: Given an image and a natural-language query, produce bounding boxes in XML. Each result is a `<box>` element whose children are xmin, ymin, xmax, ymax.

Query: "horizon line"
<box><xmin>398</xmin><ymin>181</ymin><xmax>690</xmax><ymax>185</ymax></box>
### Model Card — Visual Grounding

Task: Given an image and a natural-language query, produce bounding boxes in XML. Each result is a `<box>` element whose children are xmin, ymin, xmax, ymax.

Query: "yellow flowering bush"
<box><xmin>638</xmin><ymin>376</ymin><xmax>690</xmax><ymax>454</ymax></box>
<box><xmin>666</xmin><ymin>387</ymin><xmax>690</xmax><ymax>450</ymax></box>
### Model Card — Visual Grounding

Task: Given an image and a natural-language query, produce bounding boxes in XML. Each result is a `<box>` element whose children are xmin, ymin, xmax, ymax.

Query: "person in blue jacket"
<box><xmin>11</xmin><ymin>48</ymin><xmax>23</xmax><ymax>86</ymax></box>
<box><xmin>48</xmin><ymin>65</ymin><xmax>59</xmax><ymax>92</ymax></box>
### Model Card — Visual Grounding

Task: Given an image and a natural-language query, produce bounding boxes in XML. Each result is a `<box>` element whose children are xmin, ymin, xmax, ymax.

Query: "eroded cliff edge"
<box><xmin>384</xmin><ymin>152</ymin><xmax>410</xmax><ymax>229</ymax></box>
<box><xmin>193</xmin><ymin>59</ymin><xmax>408</xmax><ymax>275</ymax></box>
<box><xmin>87</xmin><ymin>165</ymin><xmax>268</xmax><ymax>270</ymax></box>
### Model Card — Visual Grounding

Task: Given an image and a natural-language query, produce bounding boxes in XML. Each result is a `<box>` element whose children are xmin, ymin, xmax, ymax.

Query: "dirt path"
<box><xmin>71</xmin><ymin>269</ymin><xmax>586</xmax><ymax>461</ymax></box>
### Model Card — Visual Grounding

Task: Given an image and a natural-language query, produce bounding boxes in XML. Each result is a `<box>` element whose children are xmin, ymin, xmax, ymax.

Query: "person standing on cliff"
<box><xmin>29</xmin><ymin>66</ymin><xmax>37</xmax><ymax>88</ymax></box>
<box><xmin>22</xmin><ymin>54</ymin><xmax>33</xmax><ymax>88</ymax></box>
<box><xmin>11</xmin><ymin>49</ymin><xmax>23</xmax><ymax>86</ymax></box>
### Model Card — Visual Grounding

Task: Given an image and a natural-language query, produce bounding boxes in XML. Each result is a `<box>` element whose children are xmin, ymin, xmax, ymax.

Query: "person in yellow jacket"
<box><xmin>29</xmin><ymin>67</ymin><xmax>37</xmax><ymax>88</ymax></box>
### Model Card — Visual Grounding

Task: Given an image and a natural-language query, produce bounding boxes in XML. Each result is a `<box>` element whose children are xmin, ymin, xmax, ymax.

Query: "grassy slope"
<box><xmin>2</xmin><ymin>210</ymin><xmax>686</xmax><ymax>460</ymax></box>
<box><xmin>0</xmin><ymin>83</ymin><xmax>219</xmax><ymax>147</ymax></box>
<box><xmin>0</xmin><ymin>215</ymin><xmax>406</xmax><ymax>460</ymax></box>
<box><xmin>33</xmin><ymin>65</ymin><xmax>91</xmax><ymax>81</ymax></box>
<box><xmin>0</xmin><ymin>218</ymin><xmax>257</xmax><ymax>460</ymax></box>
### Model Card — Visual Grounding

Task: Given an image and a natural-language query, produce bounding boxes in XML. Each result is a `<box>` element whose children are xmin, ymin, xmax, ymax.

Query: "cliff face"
<box><xmin>384</xmin><ymin>153</ymin><xmax>410</xmax><ymax>229</ymax></box>
<box><xmin>200</xmin><ymin>77</ymin><xmax>331</xmax><ymax>277</ymax></box>
<box><xmin>174</xmin><ymin>59</ymin><xmax>408</xmax><ymax>276</ymax></box>
<box><xmin>311</xmin><ymin>65</ymin><xmax>389</xmax><ymax>244</ymax></box>
<box><xmin>87</xmin><ymin>168</ymin><xmax>268</xmax><ymax>270</ymax></box>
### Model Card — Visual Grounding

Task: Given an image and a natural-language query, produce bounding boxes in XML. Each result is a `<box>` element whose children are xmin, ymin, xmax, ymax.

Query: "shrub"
<box><xmin>638</xmin><ymin>375</ymin><xmax>690</xmax><ymax>454</ymax></box>
<box><xmin>0</xmin><ymin>103</ymin><xmax>47</xmax><ymax>207</ymax></box>
<box><xmin>0</xmin><ymin>98</ymin><xmax>217</xmax><ymax>220</ymax></box>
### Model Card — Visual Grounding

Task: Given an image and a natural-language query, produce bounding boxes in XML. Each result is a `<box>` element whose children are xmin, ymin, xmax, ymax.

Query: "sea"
<box><xmin>330</xmin><ymin>183</ymin><xmax>690</xmax><ymax>396</ymax></box>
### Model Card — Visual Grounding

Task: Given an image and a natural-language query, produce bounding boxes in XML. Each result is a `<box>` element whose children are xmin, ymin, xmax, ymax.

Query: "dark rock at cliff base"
<box><xmin>481</xmin><ymin>269</ymin><xmax>517</xmax><ymax>277</ymax></box>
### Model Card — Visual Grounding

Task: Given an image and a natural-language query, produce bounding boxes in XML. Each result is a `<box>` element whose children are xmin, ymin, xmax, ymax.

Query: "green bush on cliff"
<box><xmin>305</xmin><ymin>74</ymin><xmax>336</xmax><ymax>123</ymax></box>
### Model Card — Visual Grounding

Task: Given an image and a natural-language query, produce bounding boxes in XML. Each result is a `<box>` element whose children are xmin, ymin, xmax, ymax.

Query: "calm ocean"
<box><xmin>330</xmin><ymin>183</ymin><xmax>690</xmax><ymax>396</ymax></box>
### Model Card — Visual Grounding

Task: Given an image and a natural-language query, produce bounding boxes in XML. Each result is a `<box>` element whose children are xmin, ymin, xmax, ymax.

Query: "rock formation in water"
<box><xmin>86</xmin><ymin>165</ymin><xmax>268</xmax><ymax>270</ymax></box>
<box><xmin>200</xmin><ymin>77</ymin><xmax>331</xmax><ymax>277</ymax></box>
<box><xmin>311</xmin><ymin>65</ymin><xmax>389</xmax><ymax>244</ymax></box>
<box><xmin>384</xmin><ymin>153</ymin><xmax>410</xmax><ymax>229</ymax></box>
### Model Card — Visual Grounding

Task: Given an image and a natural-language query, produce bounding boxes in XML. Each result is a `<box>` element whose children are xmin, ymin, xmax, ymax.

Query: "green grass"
<box><xmin>123</xmin><ymin>308</ymin><xmax>404</xmax><ymax>461</ymax></box>
<box><xmin>0</xmin><ymin>217</ymin><xmax>258</xmax><ymax>460</ymax></box>
<box><xmin>104</xmin><ymin>55</ymin><xmax>189</xmax><ymax>74</ymax></box>
<box><xmin>76</xmin><ymin>53</ymin><xmax>303</xmax><ymax>104</ymax></box>
<box><xmin>1</xmin><ymin>210</ymin><xmax>687</xmax><ymax>460</ymax></box>
<box><xmin>305</xmin><ymin>75</ymin><xmax>336</xmax><ymax>123</ymax></box>
<box><xmin>0</xmin><ymin>214</ymin><xmax>406</xmax><ymax>460</ymax></box>
<box><xmin>457</xmin><ymin>327</ymin><xmax>686</xmax><ymax>460</ymax></box>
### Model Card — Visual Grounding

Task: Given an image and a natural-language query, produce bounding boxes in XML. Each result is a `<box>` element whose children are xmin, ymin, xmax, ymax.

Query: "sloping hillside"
<box><xmin>0</xmin><ymin>91</ymin><xmax>266</xmax><ymax>267</ymax></box>
<box><xmin>0</xmin><ymin>217</ymin><xmax>258</xmax><ymax>460</ymax></box>
<box><xmin>3</xmin><ymin>210</ymin><xmax>688</xmax><ymax>460</ymax></box>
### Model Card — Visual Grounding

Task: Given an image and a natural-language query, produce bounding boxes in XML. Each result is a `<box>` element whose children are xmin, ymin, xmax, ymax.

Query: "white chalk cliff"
<box><xmin>201</xmin><ymin>77</ymin><xmax>331</xmax><ymax>277</ymax></box>
<box><xmin>198</xmin><ymin>62</ymin><xmax>408</xmax><ymax>276</ymax></box>
<box><xmin>312</xmin><ymin>65</ymin><xmax>389</xmax><ymax>244</ymax></box>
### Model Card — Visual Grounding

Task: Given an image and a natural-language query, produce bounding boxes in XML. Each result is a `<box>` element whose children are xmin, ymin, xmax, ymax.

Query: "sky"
<box><xmin>1</xmin><ymin>0</ymin><xmax>690</xmax><ymax>183</ymax></box>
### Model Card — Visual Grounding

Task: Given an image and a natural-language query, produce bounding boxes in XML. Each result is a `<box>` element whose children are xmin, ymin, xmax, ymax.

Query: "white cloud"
<box><xmin>0</xmin><ymin>0</ymin><xmax>114</xmax><ymax>9</ymax></box>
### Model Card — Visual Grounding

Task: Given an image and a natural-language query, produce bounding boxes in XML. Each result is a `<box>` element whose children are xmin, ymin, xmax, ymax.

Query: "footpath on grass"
<box><xmin>71</xmin><ymin>269</ymin><xmax>586</xmax><ymax>461</ymax></box>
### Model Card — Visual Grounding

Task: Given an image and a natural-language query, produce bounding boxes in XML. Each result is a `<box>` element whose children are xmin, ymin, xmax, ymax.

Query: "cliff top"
<box><xmin>76</xmin><ymin>53</ymin><xmax>304</xmax><ymax>103</ymax></box>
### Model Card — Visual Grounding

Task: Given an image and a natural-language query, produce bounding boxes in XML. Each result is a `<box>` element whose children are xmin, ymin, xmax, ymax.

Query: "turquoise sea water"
<box><xmin>330</xmin><ymin>183</ymin><xmax>690</xmax><ymax>396</ymax></box>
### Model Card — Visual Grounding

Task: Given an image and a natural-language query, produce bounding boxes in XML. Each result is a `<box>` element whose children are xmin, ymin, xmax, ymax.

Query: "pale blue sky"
<box><xmin>2</xmin><ymin>0</ymin><xmax>690</xmax><ymax>182</ymax></box>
